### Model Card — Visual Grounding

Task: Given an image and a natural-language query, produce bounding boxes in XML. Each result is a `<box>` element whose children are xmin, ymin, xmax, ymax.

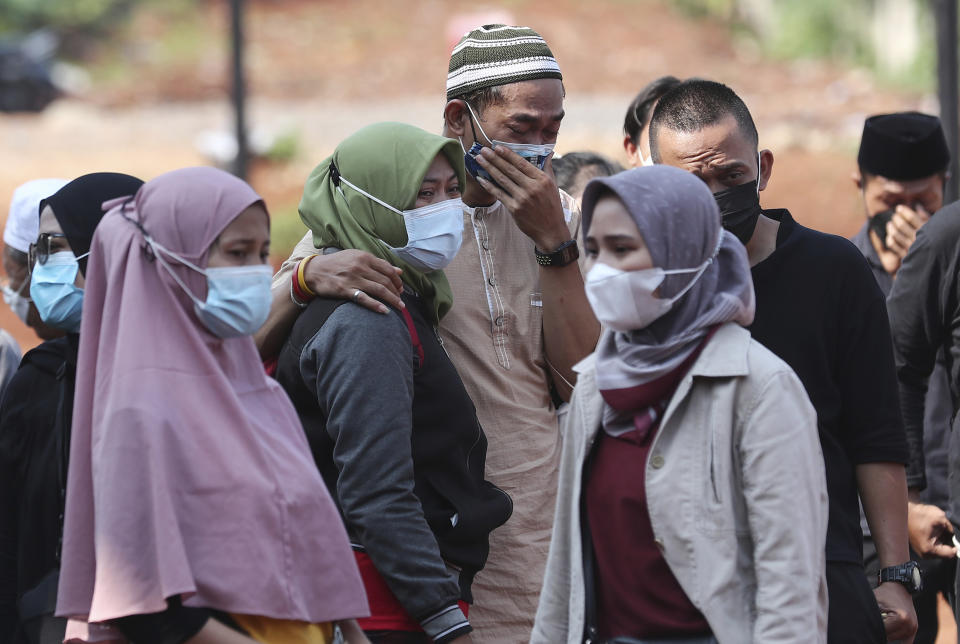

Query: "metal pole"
<box><xmin>936</xmin><ymin>0</ymin><xmax>959</xmax><ymax>203</ymax></box>
<box><xmin>230</xmin><ymin>0</ymin><xmax>248</xmax><ymax>180</ymax></box>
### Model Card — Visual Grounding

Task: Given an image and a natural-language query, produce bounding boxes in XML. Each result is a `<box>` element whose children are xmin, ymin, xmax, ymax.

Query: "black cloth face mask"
<box><xmin>868</xmin><ymin>208</ymin><xmax>896</xmax><ymax>250</ymax></box>
<box><xmin>713</xmin><ymin>180</ymin><xmax>762</xmax><ymax>245</ymax></box>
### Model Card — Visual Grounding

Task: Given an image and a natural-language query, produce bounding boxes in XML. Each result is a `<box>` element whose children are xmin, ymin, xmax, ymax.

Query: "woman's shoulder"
<box><xmin>22</xmin><ymin>336</ymin><xmax>73</xmax><ymax>371</ymax></box>
<box><xmin>297</xmin><ymin>298</ymin><xmax>410</xmax><ymax>365</ymax></box>
<box><xmin>744</xmin><ymin>335</ymin><xmax>796</xmax><ymax>378</ymax></box>
<box><xmin>704</xmin><ymin>324</ymin><xmax>804</xmax><ymax>393</ymax></box>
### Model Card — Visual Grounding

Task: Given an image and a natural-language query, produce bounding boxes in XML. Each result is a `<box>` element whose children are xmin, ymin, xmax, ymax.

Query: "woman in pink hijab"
<box><xmin>55</xmin><ymin>167</ymin><xmax>369</xmax><ymax>644</ymax></box>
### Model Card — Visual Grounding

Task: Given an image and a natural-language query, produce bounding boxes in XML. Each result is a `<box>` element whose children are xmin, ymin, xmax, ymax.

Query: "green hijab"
<box><xmin>299</xmin><ymin>122</ymin><xmax>466</xmax><ymax>324</ymax></box>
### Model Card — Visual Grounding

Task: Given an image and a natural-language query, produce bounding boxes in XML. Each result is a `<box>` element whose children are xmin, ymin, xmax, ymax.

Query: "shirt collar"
<box><xmin>851</xmin><ymin>222</ymin><xmax>884</xmax><ymax>270</ymax></box>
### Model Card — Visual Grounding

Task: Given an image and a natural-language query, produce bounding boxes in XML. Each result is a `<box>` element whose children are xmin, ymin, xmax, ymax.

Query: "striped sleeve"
<box><xmin>421</xmin><ymin>604</ymin><xmax>472</xmax><ymax>643</ymax></box>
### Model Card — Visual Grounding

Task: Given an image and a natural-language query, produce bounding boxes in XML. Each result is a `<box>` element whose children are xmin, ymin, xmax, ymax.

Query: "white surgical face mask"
<box><xmin>145</xmin><ymin>237</ymin><xmax>272</xmax><ymax>338</ymax></box>
<box><xmin>585</xmin><ymin>245</ymin><xmax>718</xmax><ymax>332</ymax></box>
<box><xmin>2</xmin><ymin>277</ymin><xmax>31</xmax><ymax>324</ymax></box>
<box><xmin>336</xmin><ymin>173</ymin><xmax>464</xmax><ymax>272</ymax></box>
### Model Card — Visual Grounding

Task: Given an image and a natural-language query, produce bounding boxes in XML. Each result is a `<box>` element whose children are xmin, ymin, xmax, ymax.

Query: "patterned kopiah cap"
<box><xmin>446</xmin><ymin>24</ymin><xmax>563</xmax><ymax>100</ymax></box>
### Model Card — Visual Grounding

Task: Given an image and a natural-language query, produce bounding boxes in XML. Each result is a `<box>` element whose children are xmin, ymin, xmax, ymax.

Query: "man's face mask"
<box><xmin>866</xmin><ymin>198</ymin><xmax>929</xmax><ymax>251</ymax></box>
<box><xmin>2</xmin><ymin>276</ymin><xmax>31</xmax><ymax>324</ymax></box>
<box><xmin>458</xmin><ymin>101</ymin><xmax>555</xmax><ymax>186</ymax></box>
<box><xmin>868</xmin><ymin>207</ymin><xmax>896</xmax><ymax>250</ymax></box>
<box><xmin>712</xmin><ymin>150</ymin><xmax>763</xmax><ymax>245</ymax></box>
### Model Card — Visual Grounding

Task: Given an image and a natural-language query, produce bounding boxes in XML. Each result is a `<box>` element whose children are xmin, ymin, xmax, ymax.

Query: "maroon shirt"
<box><xmin>586</xmin><ymin>331</ymin><xmax>715</xmax><ymax>640</ymax></box>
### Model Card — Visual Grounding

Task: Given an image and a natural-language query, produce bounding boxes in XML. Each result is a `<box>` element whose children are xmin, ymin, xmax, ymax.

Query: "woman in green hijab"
<box><xmin>275</xmin><ymin>123</ymin><xmax>513</xmax><ymax>644</ymax></box>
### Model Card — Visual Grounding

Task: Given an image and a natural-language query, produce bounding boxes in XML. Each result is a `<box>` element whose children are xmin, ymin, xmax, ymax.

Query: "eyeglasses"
<box><xmin>28</xmin><ymin>232</ymin><xmax>68</xmax><ymax>268</ymax></box>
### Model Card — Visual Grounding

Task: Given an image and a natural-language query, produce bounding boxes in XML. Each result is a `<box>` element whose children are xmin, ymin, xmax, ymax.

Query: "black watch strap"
<box><xmin>878</xmin><ymin>561</ymin><xmax>922</xmax><ymax>594</ymax></box>
<box><xmin>535</xmin><ymin>239</ymin><xmax>579</xmax><ymax>267</ymax></box>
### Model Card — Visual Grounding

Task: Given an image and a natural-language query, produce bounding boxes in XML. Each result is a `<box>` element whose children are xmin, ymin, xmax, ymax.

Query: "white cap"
<box><xmin>4</xmin><ymin>178</ymin><xmax>70</xmax><ymax>253</ymax></box>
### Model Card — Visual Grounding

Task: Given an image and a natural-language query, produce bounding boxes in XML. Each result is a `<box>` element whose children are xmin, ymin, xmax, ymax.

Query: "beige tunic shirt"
<box><xmin>276</xmin><ymin>192</ymin><xmax>580</xmax><ymax>643</ymax></box>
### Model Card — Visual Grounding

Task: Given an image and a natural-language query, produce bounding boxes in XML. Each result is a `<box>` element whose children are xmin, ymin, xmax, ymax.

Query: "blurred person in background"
<box><xmin>851</xmin><ymin>111</ymin><xmax>955</xmax><ymax>644</ymax></box>
<box><xmin>649</xmin><ymin>79</ymin><xmax>917</xmax><ymax>644</ymax></box>
<box><xmin>622</xmin><ymin>76</ymin><xmax>681</xmax><ymax>168</ymax></box>
<box><xmin>3</xmin><ymin>179</ymin><xmax>68</xmax><ymax>343</ymax></box>
<box><xmin>0</xmin><ymin>172</ymin><xmax>143</xmax><ymax>644</ymax></box>
<box><xmin>886</xmin><ymin>141</ymin><xmax>960</xmax><ymax>642</ymax></box>
<box><xmin>533</xmin><ymin>165</ymin><xmax>827</xmax><ymax>644</ymax></box>
<box><xmin>276</xmin><ymin>123</ymin><xmax>513</xmax><ymax>644</ymax></box>
<box><xmin>552</xmin><ymin>151</ymin><xmax>623</xmax><ymax>206</ymax></box>
<box><xmin>258</xmin><ymin>24</ymin><xmax>599</xmax><ymax>642</ymax></box>
<box><xmin>55</xmin><ymin>167</ymin><xmax>369</xmax><ymax>644</ymax></box>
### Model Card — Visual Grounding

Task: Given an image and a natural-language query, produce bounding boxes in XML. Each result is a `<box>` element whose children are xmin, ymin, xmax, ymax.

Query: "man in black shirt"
<box><xmin>649</xmin><ymin>79</ymin><xmax>916</xmax><ymax>643</ymax></box>
<box><xmin>851</xmin><ymin>112</ymin><xmax>955</xmax><ymax>644</ymax></box>
<box><xmin>888</xmin><ymin>191</ymin><xmax>960</xmax><ymax>634</ymax></box>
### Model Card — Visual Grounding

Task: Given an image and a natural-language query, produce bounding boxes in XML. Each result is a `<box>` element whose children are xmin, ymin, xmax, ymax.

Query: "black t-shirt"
<box><xmin>750</xmin><ymin>209</ymin><xmax>908</xmax><ymax>564</ymax></box>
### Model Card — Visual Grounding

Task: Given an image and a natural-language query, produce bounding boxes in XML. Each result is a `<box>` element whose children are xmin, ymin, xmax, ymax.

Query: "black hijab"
<box><xmin>40</xmin><ymin>172</ymin><xmax>144</xmax><ymax>275</ymax></box>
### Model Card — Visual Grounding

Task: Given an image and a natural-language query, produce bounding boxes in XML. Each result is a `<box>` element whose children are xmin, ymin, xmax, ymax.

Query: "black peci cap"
<box><xmin>857</xmin><ymin>112</ymin><xmax>950</xmax><ymax>181</ymax></box>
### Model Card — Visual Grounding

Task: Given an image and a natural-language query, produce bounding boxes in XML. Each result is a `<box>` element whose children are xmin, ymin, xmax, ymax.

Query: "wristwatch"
<box><xmin>535</xmin><ymin>239</ymin><xmax>579</xmax><ymax>267</ymax></box>
<box><xmin>878</xmin><ymin>561</ymin><xmax>922</xmax><ymax>594</ymax></box>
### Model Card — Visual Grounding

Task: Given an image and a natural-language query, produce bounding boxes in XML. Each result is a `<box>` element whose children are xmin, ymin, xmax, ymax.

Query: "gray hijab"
<box><xmin>581</xmin><ymin>165</ymin><xmax>755</xmax><ymax>405</ymax></box>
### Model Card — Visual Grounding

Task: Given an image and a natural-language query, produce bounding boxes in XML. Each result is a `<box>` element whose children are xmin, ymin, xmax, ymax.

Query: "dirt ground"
<box><xmin>0</xmin><ymin>0</ymin><xmax>934</xmax><ymax>350</ymax></box>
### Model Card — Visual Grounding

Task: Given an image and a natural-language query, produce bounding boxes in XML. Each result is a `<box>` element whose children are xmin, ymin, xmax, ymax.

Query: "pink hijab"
<box><xmin>56</xmin><ymin>167</ymin><xmax>368</xmax><ymax>625</ymax></box>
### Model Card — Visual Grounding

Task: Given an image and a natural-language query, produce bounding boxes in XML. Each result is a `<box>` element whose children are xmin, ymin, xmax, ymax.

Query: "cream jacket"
<box><xmin>531</xmin><ymin>323</ymin><xmax>829</xmax><ymax>644</ymax></box>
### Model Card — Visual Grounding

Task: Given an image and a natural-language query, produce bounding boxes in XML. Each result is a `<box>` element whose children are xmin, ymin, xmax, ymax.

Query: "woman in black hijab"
<box><xmin>0</xmin><ymin>172</ymin><xmax>144</xmax><ymax>644</ymax></box>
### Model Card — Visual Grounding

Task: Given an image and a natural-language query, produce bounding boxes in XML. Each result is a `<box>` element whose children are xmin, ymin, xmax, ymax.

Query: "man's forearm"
<box><xmin>858</xmin><ymin>462</ymin><xmax>911</xmax><ymax>568</ymax></box>
<box><xmin>540</xmin><ymin>263</ymin><xmax>600</xmax><ymax>401</ymax></box>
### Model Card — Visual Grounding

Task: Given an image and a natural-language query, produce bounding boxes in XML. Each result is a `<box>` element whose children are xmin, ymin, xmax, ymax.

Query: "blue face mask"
<box><xmin>146</xmin><ymin>238</ymin><xmax>273</xmax><ymax>339</ymax></box>
<box><xmin>459</xmin><ymin>101</ymin><xmax>554</xmax><ymax>185</ymax></box>
<box><xmin>30</xmin><ymin>250</ymin><xmax>88</xmax><ymax>332</ymax></box>
<box><xmin>194</xmin><ymin>265</ymin><xmax>273</xmax><ymax>338</ymax></box>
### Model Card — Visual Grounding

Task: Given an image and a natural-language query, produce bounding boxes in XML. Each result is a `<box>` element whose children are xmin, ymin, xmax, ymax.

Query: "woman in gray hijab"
<box><xmin>531</xmin><ymin>165</ymin><xmax>829</xmax><ymax>644</ymax></box>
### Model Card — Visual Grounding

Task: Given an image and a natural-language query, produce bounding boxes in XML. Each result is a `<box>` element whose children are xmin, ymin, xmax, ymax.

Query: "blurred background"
<box><xmin>0</xmin><ymin>0</ymin><xmax>953</xmax><ymax>349</ymax></box>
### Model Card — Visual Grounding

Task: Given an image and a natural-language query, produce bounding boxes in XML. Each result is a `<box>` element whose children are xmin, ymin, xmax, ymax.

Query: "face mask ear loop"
<box><xmin>119</xmin><ymin>203</ymin><xmax>206</xmax><ymax>307</ymax></box>
<box><xmin>147</xmin><ymin>241</ymin><xmax>206</xmax><ymax>308</ymax></box>
<box><xmin>10</xmin><ymin>277</ymin><xmax>27</xmax><ymax>297</ymax></box>
<box><xmin>464</xmin><ymin>101</ymin><xmax>493</xmax><ymax>147</ymax></box>
<box><xmin>756</xmin><ymin>149</ymin><xmax>762</xmax><ymax>198</ymax></box>
<box><xmin>336</xmin><ymin>173</ymin><xmax>404</xmax><ymax>216</ymax></box>
<box><xmin>663</xmin><ymin>232</ymin><xmax>724</xmax><ymax>302</ymax></box>
<box><xmin>118</xmin><ymin>196</ymin><xmax>156</xmax><ymax>263</ymax></box>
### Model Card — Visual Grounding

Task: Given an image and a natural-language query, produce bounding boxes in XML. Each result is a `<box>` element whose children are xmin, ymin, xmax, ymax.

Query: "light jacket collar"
<box><xmin>577</xmin><ymin>323</ymin><xmax>750</xmax><ymax>380</ymax></box>
<box><xmin>687</xmin><ymin>323</ymin><xmax>750</xmax><ymax>378</ymax></box>
<box><xmin>575</xmin><ymin>323</ymin><xmax>751</xmax><ymax>444</ymax></box>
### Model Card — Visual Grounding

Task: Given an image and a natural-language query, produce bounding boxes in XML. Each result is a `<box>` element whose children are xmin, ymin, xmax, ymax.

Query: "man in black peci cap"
<box><xmin>852</xmin><ymin>112</ymin><xmax>951</xmax><ymax>290</ymax></box>
<box><xmin>852</xmin><ymin>111</ymin><xmax>956</xmax><ymax>644</ymax></box>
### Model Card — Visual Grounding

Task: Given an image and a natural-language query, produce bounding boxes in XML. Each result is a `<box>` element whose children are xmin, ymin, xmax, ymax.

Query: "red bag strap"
<box><xmin>400</xmin><ymin>307</ymin><xmax>425</xmax><ymax>370</ymax></box>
